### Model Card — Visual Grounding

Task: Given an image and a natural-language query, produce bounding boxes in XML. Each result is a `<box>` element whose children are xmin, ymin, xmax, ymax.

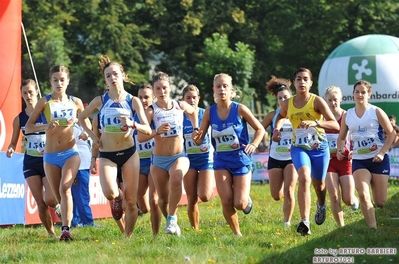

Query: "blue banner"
<box><xmin>0</xmin><ymin>153</ymin><xmax>25</xmax><ymax>225</ymax></box>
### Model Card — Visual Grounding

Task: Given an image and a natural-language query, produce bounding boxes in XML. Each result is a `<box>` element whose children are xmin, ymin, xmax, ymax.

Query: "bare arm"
<box><xmin>376</xmin><ymin>107</ymin><xmax>396</xmax><ymax>159</ymax></box>
<box><xmin>193</xmin><ymin>108</ymin><xmax>210</xmax><ymax>146</ymax></box>
<box><xmin>336</xmin><ymin>112</ymin><xmax>349</xmax><ymax>161</ymax></box>
<box><xmin>78</xmin><ymin>96</ymin><xmax>102</xmax><ymax>142</ymax></box>
<box><xmin>239</xmin><ymin>104</ymin><xmax>265</xmax><ymax>155</ymax></box>
<box><xmin>180</xmin><ymin>101</ymin><xmax>198</xmax><ymax>129</ymax></box>
<box><xmin>25</xmin><ymin>98</ymin><xmax>48</xmax><ymax>133</ymax></box>
<box><xmin>271</xmin><ymin>100</ymin><xmax>288</xmax><ymax>142</ymax></box>
<box><xmin>6</xmin><ymin>116</ymin><xmax>21</xmax><ymax>158</ymax></box>
<box><xmin>313</xmin><ymin>96</ymin><xmax>339</xmax><ymax>131</ymax></box>
<box><xmin>131</xmin><ymin>96</ymin><xmax>151</xmax><ymax>135</ymax></box>
<box><xmin>137</xmin><ymin>106</ymin><xmax>158</xmax><ymax>142</ymax></box>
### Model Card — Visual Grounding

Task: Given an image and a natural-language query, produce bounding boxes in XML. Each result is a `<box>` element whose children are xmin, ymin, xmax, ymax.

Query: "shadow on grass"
<box><xmin>260</xmin><ymin>180</ymin><xmax>399</xmax><ymax>264</ymax></box>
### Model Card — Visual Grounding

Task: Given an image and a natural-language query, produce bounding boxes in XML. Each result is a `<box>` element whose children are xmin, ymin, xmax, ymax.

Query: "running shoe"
<box><xmin>111</xmin><ymin>190</ymin><xmax>124</xmax><ymax>220</ymax></box>
<box><xmin>59</xmin><ymin>229</ymin><xmax>73</xmax><ymax>241</ymax></box>
<box><xmin>284</xmin><ymin>222</ymin><xmax>291</xmax><ymax>227</ymax></box>
<box><xmin>243</xmin><ymin>196</ymin><xmax>253</xmax><ymax>214</ymax></box>
<box><xmin>314</xmin><ymin>202</ymin><xmax>326</xmax><ymax>225</ymax></box>
<box><xmin>296</xmin><ymin>220</ymin><xmax>311</xmax><ymax>236</ymax></box>
<box><xmin>350</xmin><ymin>196</ymin><xmax>359</xmax><ymax>211</ymax></box>
<box><xmin>54</xmin><ymin>204</ymin><xmax>62</xmax><ymax>220</ymax></box>
<box><xmin>165</xmin><ymin>218</ymin><xmax>181</xmax><ymax>236</ymax></box>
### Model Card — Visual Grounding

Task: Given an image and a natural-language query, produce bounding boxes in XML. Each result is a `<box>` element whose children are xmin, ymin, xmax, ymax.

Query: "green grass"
<box><xmin>1</xmin><ymin>180</ymin><xmax>399</xmax><ymax>264</ymax></box>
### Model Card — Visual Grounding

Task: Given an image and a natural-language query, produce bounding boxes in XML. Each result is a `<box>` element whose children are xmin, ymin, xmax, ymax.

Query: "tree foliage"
<box><xmin>21</xmin><ymin>0</ymin><xmax>399</xmax><ymax>110</ymax></box>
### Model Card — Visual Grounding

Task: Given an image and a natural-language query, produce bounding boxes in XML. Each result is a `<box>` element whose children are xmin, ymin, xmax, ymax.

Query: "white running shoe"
<box><xmin>243</xmin><ymin>196</ymin><xmax>253</xmax><ymax>214</ymax></box>
<box><xmin>54</xmin><ymin>204</ymin><xmax>62</xmax><ymax>220</ymax></box>
<box><xmin>165</xmin><ymin>218</ymin><xmax>181</xmax><ymax>236</ymax></box>
<box><xmin>350</xmin><ymin>196</ymin><xmax>359</xmax><ymax>210</ymax></box>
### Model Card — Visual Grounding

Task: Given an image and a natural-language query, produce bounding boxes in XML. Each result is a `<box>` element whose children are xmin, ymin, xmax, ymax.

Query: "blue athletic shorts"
<box><xmin>213</xmin><ymin>163</ymin><xmax>252</xmax><ymax>176</ymax></box>
<box><xmin>290</xmin><ymin>145</ymin><xmax>330</xmax><ymax>181</ymax></box>
<box><xmin>352</xmin><ymin>154</ymin><xmax>390</xmax><ymax>175</ymax></box>
<box><xmin>151</xmin><ymin>152</ymin><xmax>188</xmax><ymax>172</ymax></box>
<box><xmin>43</xmin><ymin>147</ymin><xmax>79</xmax><ymax>168</ymax></box>
<box><xmin>140</xmin><ymin>165</ymin><xmax>150</xmax><ymax>176</ymax></box>
<box><xmin>188</xmin><ymin>154</ymin><xmax>213</xmax><ymax>171</ymax></box>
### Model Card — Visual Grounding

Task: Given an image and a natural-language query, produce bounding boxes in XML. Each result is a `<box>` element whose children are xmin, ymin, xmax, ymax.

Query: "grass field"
<box><xmin>1</xmin><ymin>180</ymin><xmax>399</xmax><ymax>264</ymax></box>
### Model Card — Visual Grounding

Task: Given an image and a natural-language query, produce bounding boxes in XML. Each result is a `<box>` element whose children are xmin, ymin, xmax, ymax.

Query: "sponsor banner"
<box><xmin>252</xmin><ymin>153</ymin><xmax>269</xmax><ymax>182</ymax></box>
<box><xmin>1</xmin><ymin>153</ymin><xmax>215</xmax><ymax>225</ymax></box>
<box><xmin>0</xmin><ymin>0</ymin><xmax>22</xmax><ymax>152</ymax></box>
<box><xmin>0</xmin><ymin>153</ymin><xmax>25</xmax><ymax>225</ymax></box>
<box><xmin>389</xmin><ymin>147</ymin><xmax>399</xmax><ymax>177</ymax></box>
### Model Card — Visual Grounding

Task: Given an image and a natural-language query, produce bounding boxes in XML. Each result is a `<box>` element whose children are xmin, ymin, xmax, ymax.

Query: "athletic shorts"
<box><xmin>43</xmin><ymin>147</ymin><xmax>79</xmax><ymax>168</ymax></box>
<box><xmin>268</xmin><ymin>156</ymin><xmax>293</xmax><ymax>170</ymax></box>
<box><xmin>290</xmin><ymin>145</ymin><xmax>330</xmax><ymax>181</ymax></box>
<box><xmin>23</xmin><ymin>164</ymin><xmax>46</xmax><ymax>179</ymax></box>
<box><xmin>140</xmin><ymin>165</ymin><xmax>150</xmax><ymax>176</ymax></box>
<box><xmin>151</xmin><ymin>152</ymin><xmax>188</xmax><ymax>172</ymax></box>
<box><xmin>99</xmin><ymin>145</ymin><xmax>137</xmax><ymax>168</ymax></box>
<box><xmin>352</xmin><ymin>154</ymin><xmax>390</xmax><ymax>175</ymax></box>
<box><xmin>213</xmin><ymin>164</ymin><xmax>252</xmax><ymax>177</ymax></box>
<box><xmin>327</xmin><ymin>157</ymin><xmax>352</xmax><ymax>177</ymax></box>
<box><xmin>188</xmin><ymin>155</ymin><xmax>214</xmax><ymax>171</ymax></box>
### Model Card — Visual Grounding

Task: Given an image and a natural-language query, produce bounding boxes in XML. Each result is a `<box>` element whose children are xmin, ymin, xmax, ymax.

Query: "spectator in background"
<box><xmin>71</xmin><ymin>120</ymin><xmax>95</xmax><ymax>227</ymax></box>
<box><xmin>255</xmin><ymin>132</ymin><xmax>269</xmax><ymax>153</ymax></box>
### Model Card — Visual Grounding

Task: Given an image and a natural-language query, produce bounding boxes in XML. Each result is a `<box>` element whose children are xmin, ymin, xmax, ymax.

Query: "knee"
<box><xmin>271</xmin><ymin>192</ymin><xmax>281</xmax><ymax>201</ymax></box>
<box><xmin>221</xmin><ymin>197</ymin><xmax>234</xmax><ymax>209</ymax></box>
<box><xmin>124</xmin><ymin>199</ymin><xmax>137</xmax><ymax>211</ymax></box>
<box><xmin>198</xmin><ymin>192</ymin><xmax>211</xmax><ymax>202</ymax></box>
<box><xmin>375</xmin><ymin>200</ymin><xmax>386</xmax><ymax>208</ymax></box>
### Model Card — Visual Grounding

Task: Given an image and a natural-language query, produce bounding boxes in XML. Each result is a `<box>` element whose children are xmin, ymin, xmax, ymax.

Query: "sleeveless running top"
<box><xmin>19</xmin><ymin>111</ymin><xmax>46</xmax><ymax>164</ymax></box>
<box><xmin>133</xmin><ymin>113</ymin><xmax>154</xmax><ymax>166</ymax></box>
<box><xmin>44</xmin><ymin>95</ymin><xmax>77</xmax><ymax>126</ymax></box>
<box><xmin>152</xmin><ymin>100</ymin><xmax>184</xmax><ymax>138</ymax></box>
<box><xmin>346</xmin><ymin>104</ymin><xmax>385</xmax><ymax>160</ymax></box>
<box><xmin>183</xmin><ymin>107</ymin><xmax>211</xmax><ymax>156</ymax></box>
<box><xmin>270</xmin><ymin>109</ymin><xmax>292</xmax><ymax>160</ymax></box>
<box><xmin>287</xmin><ymin>94</ymin><xmax>326</xmax><ymax>149</ymax></box>
<box><xmin>209</xmin><ymin>102</ymin><xmax>251</xmax><ymax>166</ymax></box>
<box><xmin>99</xmin><ymin>92</ymin><xmax>135</xmax><ymax>133</ymax></box>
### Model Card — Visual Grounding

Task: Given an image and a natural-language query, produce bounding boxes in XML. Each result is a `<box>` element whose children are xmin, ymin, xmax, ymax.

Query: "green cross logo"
<box><xmin>348</xmin><ymin>56</ymin><xmax>377</xmax><ymax>84</ymax></box>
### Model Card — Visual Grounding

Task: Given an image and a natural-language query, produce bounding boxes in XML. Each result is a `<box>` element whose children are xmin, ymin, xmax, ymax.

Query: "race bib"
<box><xmin>49</xmin><ymin>101</ymin><xmax>75</xmax><ymax>126</ymax></box>
<box><xmin>295</xmin><ymin>128</ymin><xmax>320</xmax><ymax>149</ymax></box>
<box><xmin>184</xmin><ymin>134</ymin><xmax>209</xmax><ymax>154</ymax></box>
<box><xmin>103</xmin><ymin>108</ymin><xmax>131</xmax><ymax>133</ymax></box>
<box><xmin>25</xmin><ymin>134</ymin><xmax>46</xmax><ymax>157</ymax></box>
<box><xmin>136</xmin><ymin>139</ymin><xmax>155</xmax><ymax>159</ymax></box>
<box><xmin>352</xmin><ymin>133</ymin><xmax>378</xmax><ymax>155</ymax></box>
<box><xmin>213</xmin><ymin>126</ymin><xmax>239</xmax><ymax>152</ymax></box>
<box><xmin>326</xmin><ymin>133</ymin><xmax>339</xmax><ymax>153</ymax></box>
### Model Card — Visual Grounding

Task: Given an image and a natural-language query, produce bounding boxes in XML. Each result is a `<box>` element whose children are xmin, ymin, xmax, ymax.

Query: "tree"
<box><xmin>194</xmin><ymin>33</ymin><xmax>255</xmax><ymax>108</ymax></box>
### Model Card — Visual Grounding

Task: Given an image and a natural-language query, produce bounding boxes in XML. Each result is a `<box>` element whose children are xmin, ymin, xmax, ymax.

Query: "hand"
<box><xmin>157</xmin><ymin>123</ymin><xmax>171</xmax><ymax>135</ymax></box>
<box><xmin>90</xmin><ymin>159</ymin><xmax>97</xmax><ymax>174</ymax></box>
<box><xmin>47</xmin><ymin>120</ymin><xmax>59</xmax><ymax>130</ymax></box>
<box><xmin>272</xmin><ymin>130</ymin><xmax>281</xmax><ymax>142</ymax></box>
<box><xmin>299</xmin><ymin>120</ymin><xmax>316</xmax><ymax>129</ymax></box>
<box><xmin>192</xmin><ymin>130</ymin><xmax>203</xmax><ymax>146</ymax></box>
<box><xmin>78</xmin><ymin>132</ymin><xmax>89</xmax><ymax>141</ymax></box>
<box><xmin>244</xmin><ymin>143</ymin><xmax>257</xmax><ymax>155</ymax></box>
<box><xmin>372</xmin><ymin>153</ymin><xmax>384</xmax><ymax>163</ymax></box>
<box><xmin>6</xmin><ymin>147</ymin><xmax>14</xmax><ymax>158</ymax></box>
<box><xmin>336</xmin><ymin>150</ymin><xmax>344</xmax><ymax>161</ymax></box>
